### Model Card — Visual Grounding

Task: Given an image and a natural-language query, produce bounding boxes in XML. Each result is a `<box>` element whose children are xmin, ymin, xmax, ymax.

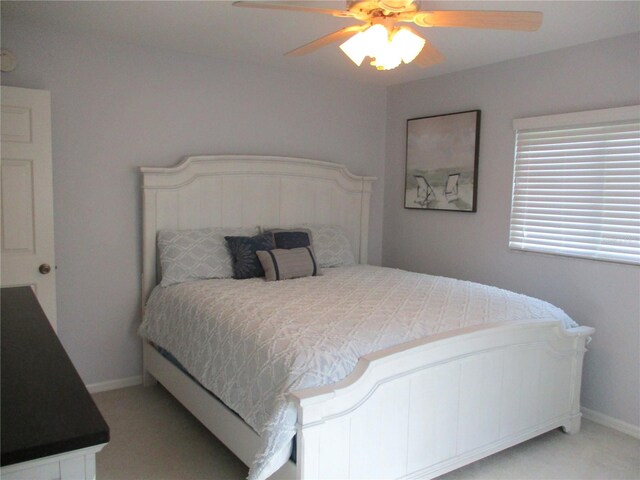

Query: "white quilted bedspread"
<box><xmin>139</xmin><ymin>265</ymin><xmax>577</xmax><ymax>480</ymax></box>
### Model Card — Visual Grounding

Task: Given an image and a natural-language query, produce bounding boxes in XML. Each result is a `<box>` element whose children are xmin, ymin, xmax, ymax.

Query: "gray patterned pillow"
<box><xmin>158</xmin><ymin>227</ymin><xmax>258</xmax><ymax>286</ymax></box>
<box><xmin>303</xmin><ymin>224</ymin><xmax>356</xmax><ymax>267</ymax></box>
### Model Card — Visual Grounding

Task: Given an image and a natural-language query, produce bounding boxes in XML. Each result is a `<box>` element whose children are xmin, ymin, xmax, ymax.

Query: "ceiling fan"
<box><xmin>232</xmin><ymin>0</ymin><xmax>543</xmax><ymax>71</ymax></box>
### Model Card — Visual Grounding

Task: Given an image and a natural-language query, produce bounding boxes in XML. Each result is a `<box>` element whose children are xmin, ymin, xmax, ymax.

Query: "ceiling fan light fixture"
<box><xmin>340</xmin><ymin>23</ymin><xmax>426</xmax><ymax>70</ymax></box>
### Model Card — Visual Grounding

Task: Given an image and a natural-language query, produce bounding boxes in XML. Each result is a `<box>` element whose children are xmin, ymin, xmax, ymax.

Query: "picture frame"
<box><xmin>404</xmin><ymin>110</ymin><xmax>481</xmax><ymax>212</ymax></box>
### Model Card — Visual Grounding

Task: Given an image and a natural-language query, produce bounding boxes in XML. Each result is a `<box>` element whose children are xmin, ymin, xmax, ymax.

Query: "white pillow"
<box><xmin>157</xmin><ymin>227</ymin><xmax>258</xmax><ymax>286</ymax></box>
<box><xmin>261</xmin><ymin>224</ymin><xmax>356</xmax><ymax>268</ymax></box>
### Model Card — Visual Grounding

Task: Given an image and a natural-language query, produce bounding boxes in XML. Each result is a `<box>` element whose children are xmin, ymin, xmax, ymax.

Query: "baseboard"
<box><xmin>86</xmin><ymin>375</ymin><xmax>142</xmax><ymax>394</ymax></box>
<box><xmin>582</xmin><ymin>407</ymin><xmax>640</xmax><ymax>439</ymax></box>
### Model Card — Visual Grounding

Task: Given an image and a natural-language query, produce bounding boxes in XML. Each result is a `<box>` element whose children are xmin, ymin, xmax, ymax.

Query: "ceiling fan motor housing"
<box><xmin>378</xmin><ymin>0</ymin><xmax>417</xmax><ymax>12</ymax></box>
<box><xmin>348</xmin><ymin>0</ymin><xmax>418</xmax><ymax>18</ymax></box>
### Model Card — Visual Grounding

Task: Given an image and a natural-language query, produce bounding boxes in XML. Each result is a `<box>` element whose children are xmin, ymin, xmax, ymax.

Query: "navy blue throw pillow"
<box><xmin>272</xmin><ymin>231</ymin><xmax>311</xmax><ymax>249</ymax></box>
<box><xmin>225</xmin><ymin>234</ymin><xmax>276</xmax><ymax>279</ymax></box>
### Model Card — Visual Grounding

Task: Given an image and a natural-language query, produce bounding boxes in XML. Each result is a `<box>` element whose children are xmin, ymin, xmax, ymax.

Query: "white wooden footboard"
<box><xmin>292</xmin><ymin>321</ymin><xmax>593</xmax><ymax>480</ymax></box>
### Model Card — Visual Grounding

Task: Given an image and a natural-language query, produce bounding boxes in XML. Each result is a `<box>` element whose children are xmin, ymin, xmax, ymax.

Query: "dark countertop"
<box><xmin>1</xmin><ymin>287</ymin><xmax>110</xmax><ymax>466</ymax></box>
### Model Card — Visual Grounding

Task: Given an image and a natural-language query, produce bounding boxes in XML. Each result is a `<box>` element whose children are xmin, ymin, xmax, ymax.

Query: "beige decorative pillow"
<box><xmin>256</xmin><ymin>247</ymin><xmax>321</xmax><ymax>281</ymax></box>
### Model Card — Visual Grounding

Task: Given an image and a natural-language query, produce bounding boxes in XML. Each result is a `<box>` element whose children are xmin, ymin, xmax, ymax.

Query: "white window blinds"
<box><xmin>510</xmin><ymin>106</ymin><xmax>640</xmax><ymax>265</ymax></box>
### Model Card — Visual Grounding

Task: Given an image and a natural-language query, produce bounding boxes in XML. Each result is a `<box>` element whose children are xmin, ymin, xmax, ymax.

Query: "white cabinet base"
<box><xmin>1</xmin><ymin>444</ymin><xmax>106</xmax><ymax>480</ymax></box>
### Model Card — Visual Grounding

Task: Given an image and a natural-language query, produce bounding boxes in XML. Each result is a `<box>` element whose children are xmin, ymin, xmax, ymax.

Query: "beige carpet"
<box><xmin>93</xmin><ymin>385</ymin><xmax>640</xmax><ymax>480</ymax></box>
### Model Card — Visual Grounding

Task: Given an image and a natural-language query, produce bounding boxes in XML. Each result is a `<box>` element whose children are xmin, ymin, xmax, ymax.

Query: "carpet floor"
<box><xmin>92</xmin><ymin>385</ymin><xmax>639</xmax><ymax>480</ymax></box>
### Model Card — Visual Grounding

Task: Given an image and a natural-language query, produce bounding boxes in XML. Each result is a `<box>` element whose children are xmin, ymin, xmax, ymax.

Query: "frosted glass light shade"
<box><xmin>391</xmin><ymin>28</ymin><xmax>426</xmax><ymax>64</ymax></box>
<box><xmin>340</xmin><ymin>24</ymin><xmax>389</xmax><ymax>66</ymax></box>
<box><xmin>340</xmin><ymin>33</ymin><xmax>366</xmax><ymax>65</ymax></box>
<box><xmin>363</xmin><ymin>24</ymin><xmax>390</xmax><ymax>54</ymax></box>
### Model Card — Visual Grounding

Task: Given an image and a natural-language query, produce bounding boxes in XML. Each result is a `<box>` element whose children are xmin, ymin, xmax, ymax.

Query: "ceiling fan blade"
<box><xmin>285</xmin><ymin>25</ymin><xmax>365</xmax><ymax>57</ymax></box>
<box><xmin>411</xmin><ymin>10</ymin><xmax>543</xmax><ymax>31</ymax></box>
<box><xmin>413</xmin><ymin>38</ymin><xmax>445</xmax><ymax>68</ymax></box>
<box><xmin>232</xmin><ymin>1</ymin><xmax>353</xmax><ymax>18</ymax></box>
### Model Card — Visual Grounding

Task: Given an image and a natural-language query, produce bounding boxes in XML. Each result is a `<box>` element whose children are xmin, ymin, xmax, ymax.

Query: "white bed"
<box><xmin>140</xmin><ymin>155</ymin><xmax>594</xmax><ymax>480</ymax></box>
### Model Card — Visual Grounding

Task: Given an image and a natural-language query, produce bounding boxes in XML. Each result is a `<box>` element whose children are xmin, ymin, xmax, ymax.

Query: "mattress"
<box><xmin>138</xmin><ymin>265</ymin><xmax>578</xmax><ymax>480</ymax></box>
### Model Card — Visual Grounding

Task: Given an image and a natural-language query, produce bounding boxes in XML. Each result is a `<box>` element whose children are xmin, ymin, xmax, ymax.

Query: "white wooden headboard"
<box><xmin>140</xmin><ymin>155</ymin><xmax>376</xmax><ymax>302</ymax></box>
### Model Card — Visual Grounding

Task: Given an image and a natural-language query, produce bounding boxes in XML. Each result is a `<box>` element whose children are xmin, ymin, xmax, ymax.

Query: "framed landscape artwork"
<box><xmin>404</xmin><ymin>110</ymin><xmax>481</xmax><ymax>212</ymax></box>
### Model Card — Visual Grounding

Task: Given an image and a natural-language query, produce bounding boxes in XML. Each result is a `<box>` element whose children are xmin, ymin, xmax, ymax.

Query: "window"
<box><xmin>510</xmin><ymin>106</ymin><xmax>640</xmax><ymax>265</ymax></box>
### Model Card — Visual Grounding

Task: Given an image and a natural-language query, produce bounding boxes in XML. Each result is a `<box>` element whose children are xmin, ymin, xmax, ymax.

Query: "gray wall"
<box><xmin>384</xmin><ymin>33</ymin><xmax>640</xmax><ymax>427</ymax></box>
<box><xmin>1</xmin><ymin>19</ymin><xmax>387</xmax><ymax>386</ymax></box>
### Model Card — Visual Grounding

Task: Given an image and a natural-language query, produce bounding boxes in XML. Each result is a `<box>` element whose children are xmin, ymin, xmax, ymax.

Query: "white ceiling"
<box><xmin>3</xmin><ymin>1</ymin><xmax>639</xmax><ymax>86</ymax></box>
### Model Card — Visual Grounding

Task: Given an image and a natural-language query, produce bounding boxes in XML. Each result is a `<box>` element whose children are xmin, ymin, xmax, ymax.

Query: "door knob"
<box><xmin>39</xmin><ymin>263</ymin><xmax>51</xmax><ymax>275</ymax></box>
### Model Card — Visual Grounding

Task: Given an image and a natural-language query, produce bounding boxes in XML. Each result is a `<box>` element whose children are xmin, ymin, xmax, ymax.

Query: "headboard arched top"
<box><xmin>141</xmin><ymin>155</ymin><xmax>376</xmax><ymax>303</ymax></box>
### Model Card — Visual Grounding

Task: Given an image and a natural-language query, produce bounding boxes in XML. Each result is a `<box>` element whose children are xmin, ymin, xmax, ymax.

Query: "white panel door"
<box><xmin>1</xmin><ymin>86</ymin><xmax>57</xmax><ymax>329</ymax></box>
